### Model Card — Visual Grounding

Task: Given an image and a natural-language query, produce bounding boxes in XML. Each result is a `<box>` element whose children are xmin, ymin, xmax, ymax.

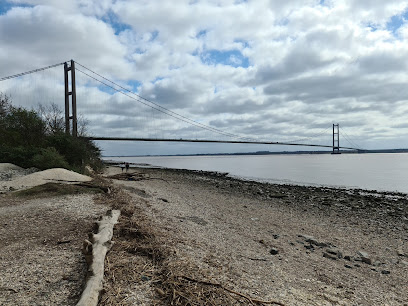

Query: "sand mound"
<box><xmin>0</xmin><ymin>168</ymin><xmax>92</xmax><ymax>191</ymax></box>
<box><xmin>0</xmin><ymin>163</ymin><xmax>23</xmax><ymax>171</ymax></box>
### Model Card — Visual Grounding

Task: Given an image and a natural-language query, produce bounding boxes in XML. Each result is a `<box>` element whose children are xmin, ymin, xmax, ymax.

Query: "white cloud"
<box><xmin>1</xmin><ymin>0</ymin><xmax>408</xmax><ymax>154</ymax></box>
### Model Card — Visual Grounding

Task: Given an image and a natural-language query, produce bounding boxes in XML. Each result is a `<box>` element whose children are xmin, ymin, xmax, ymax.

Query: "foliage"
<box><xmin>0</xmin><ymin>145</ymin><xmax>38</xmax><ymax>168</ymax></box>
<box><xmin>31</xmin><ymin>147</ymin><xmax>70</xmax><ymax>170</ymax></box>
<box><xmin>0</xmin><ymin>94</ymin><xmax>102</xmax><ymax>173</ymax></box>
<box><xmin>0</xmin><ymin>107</ymin><xmax>46</xmax><ymax>147</ymax></box>
<box><xmin>46</xmin><ymin>132</ymin><xmax>103</xmax><ymax>172</ymax></box>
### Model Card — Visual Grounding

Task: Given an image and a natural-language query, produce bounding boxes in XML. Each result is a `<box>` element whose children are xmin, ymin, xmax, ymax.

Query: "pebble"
<box><xmin>381</xmin><ymin>270</ymin><xmax>391</xmax><ymax>275</ymax></box>
<box><xmin>270</xmin><ymin>248</ymin><xmax>279</xmax><ymax>255</ymax></box>
<box><xmin>344</xmin><ymin>264</ymin><xmax>353</xmax><ymax>269</ymax></box>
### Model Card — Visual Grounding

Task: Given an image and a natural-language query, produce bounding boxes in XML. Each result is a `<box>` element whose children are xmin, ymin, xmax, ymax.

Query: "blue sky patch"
<box><xmin>152</xmin><ymin>77</ymin><xmax>164</xmax><ymax>84</ymax></box>
<box><xmin>234</xmin><ymin>39</ymin><xmax>250</xmax><ymax>49</ymax></box>
<box><xmin>200</xmin><ymin>49</ymin><xmax>249</xmax><ymax>68</ymax></box>
<box><xmin>101</xmin><ymin>10</ymin><xmax>132</xmax><ymax>35</ymax></box>
<box><xmin>196</xmin><ymin>30</ymin><xmax>207</xmax><ymax>38</ymax></box>
<box><xmin>149</xmin><ymin>30</ymin><xmax>159</xmax><ymax>42</ymax></box>
<box><xmin>0</xmin><ymin>2</ymin><xmax>32</xmax><ymax>15</ymax></box>
<box><xmin>0</xmin><ymin>2</ymin><xmax>12</xmax><ymax>15</ymax></box>
<box><xmin>127</xmin><ymin>80</ymin><xmax>142</xmax><ymax>92</ymax></box>
<box><xmin>386</xmin><ymin>10</ymin><xmax>408</xmax><ymax>34</ymax></box>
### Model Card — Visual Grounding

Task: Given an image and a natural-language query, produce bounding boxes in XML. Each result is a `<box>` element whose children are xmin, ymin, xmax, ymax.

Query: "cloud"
<box><xmin>1</xmin><ymin>0</ymin><xmax>408</xmax><ymax>154</ymax></box>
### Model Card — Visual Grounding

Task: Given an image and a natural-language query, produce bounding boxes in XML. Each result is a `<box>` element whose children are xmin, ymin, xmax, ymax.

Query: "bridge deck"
<box><xmin>84</xmin><ymin>137</ymin><xmax>358</xmax><ymax>150</ymax></box>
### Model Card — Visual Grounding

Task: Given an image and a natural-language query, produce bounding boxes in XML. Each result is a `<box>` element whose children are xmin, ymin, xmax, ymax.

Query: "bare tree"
<box><xmin>77</xmin><ymin>114</ymin><xmax>89</xmax><ymax>137</ymax></box>
<box><xmin>37</xmin><ymin>102</ymin><xmax>89</xmax><ymax>136</ymax></box>
<box><xmin>37</xmin><ymin>103</ymin><xmax>65</xmax><ymax>135</ymax></box>
<box><xmin>0</xmin><ymin>92</ymin><xmax>11</xmax><ymax>118</ymax></box>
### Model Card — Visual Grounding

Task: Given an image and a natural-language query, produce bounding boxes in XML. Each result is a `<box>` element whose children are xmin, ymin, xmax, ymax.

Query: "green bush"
<box><xmin>0</xmin><ymin>107</ymin><xmax>46</xmax><ymax>147</ymax></box>
<box><xmin>46</xmin><ymin>132</ymin><xmax>102</xmax><ymax>172</ymax></box>
<box><xmin>0</xmin><ymin>145</ymin><xmax>38</xmax><ymax>168</ymax></box>
<box><xmin>31</xmin><ymin>147</ymin><xmax>69</xmax><ymax>170</ymax></box>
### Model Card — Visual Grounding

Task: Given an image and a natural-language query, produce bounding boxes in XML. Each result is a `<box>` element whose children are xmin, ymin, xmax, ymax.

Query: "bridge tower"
<box><xmin>64</xmin><ymin>60</ymin><xmax>77</xmax><ymax>137</ymax></box>
<box><xmin>332</xmin><ymin>123</ymin><xmax>340</xmax><ymax>154</ymax></box>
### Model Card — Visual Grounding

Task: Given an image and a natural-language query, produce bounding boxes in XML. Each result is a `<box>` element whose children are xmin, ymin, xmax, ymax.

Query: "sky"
<box><xmin>1</xmin><ymin>0</ymin><xmax>408</xmax><ymax>156</ymax></box>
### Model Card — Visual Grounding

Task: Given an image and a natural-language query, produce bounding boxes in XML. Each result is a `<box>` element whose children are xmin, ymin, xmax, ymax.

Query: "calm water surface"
<box><xmin>110</xmin><ymin>153</ymin><xmax>408</xmax><ymax>193</ymax></box>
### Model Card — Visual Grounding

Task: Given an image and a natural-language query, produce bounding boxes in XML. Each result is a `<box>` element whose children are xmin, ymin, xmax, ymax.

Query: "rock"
<box><xmin>323</xmin><ymin>252</ymin><xmax>338</xmax><ymax>260</ymax></box>
<box><xmin>304</xmin><ymin>244</ymin><xmax>314</xmax><ymax>250</ymax></box>
<box><xmin>344</xmin><ymin>255</ymin><xmax>352</xmax><ymax>261</ymax></box>
<box><xmin>357</xmin><ymin>251</ymin><xmax>372</xmax><ymax>265</ymax></box>
<box><xmin>381</xmin><ymin>270</ymin><xmax>391</xmax><ymax>275</ymax></box>
<box><xmin>357</xmin><ymin>251</ymin><xmax>369</xmax><ymax>258</ymax></box>
<box><xmin>397</xmin><ymin>249</ymin><xmax>407</xmax><ymax>257</ymax></box>
<box><xmin>273</xmin><ymin>234</ymin><xmax>280</xmax><ymax>239</ymax></box>
<box><xmin>326</xmin><ymin>248</ymin><xmax>343</xmax><ymax>259</ymax></box>
<box><xmin>344</xmin><ymin>264</ymin><xmax>353</xmax><ymax>269</ymax></box>
<box><xmin>270</xmin><ymin>248</ymin><xmax>279</xmax><ymax>255</ymax></box>
<box><xmin>298</xmin><ymin>234</ymin><xmax>328</xmax><ymax>247</ymax></box>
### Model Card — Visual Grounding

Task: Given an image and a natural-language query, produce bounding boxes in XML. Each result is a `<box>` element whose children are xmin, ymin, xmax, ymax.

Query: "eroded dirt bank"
<box><xmin>102</xmin><ymin>166</ymin><xmax>408</xmax><ymax>305</ymax></box>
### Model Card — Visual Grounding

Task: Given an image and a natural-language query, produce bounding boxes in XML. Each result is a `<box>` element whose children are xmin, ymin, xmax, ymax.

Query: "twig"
<box><xmin>0</xmin><ymin>287</ymin><xmax>18</xmax><ymax>293</ymax></box>
<box><xmin>247</xmin><ymin>257</ymin><xmax>268</xmax><ymax>261</ymax></box>
<box><xmin>179</xmin><ymin>276</ymin><xmax>285</xmax><ymax>305</ymax></box>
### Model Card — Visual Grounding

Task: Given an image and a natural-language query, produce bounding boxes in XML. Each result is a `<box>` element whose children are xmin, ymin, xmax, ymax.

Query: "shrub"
<box><xmin>31</xmin><ymin>147</ymin><xmax>70</xmax><ymax>170</ymax></box>
<box><xmin>0</xmin><ymin>145</ymin><xmax>38</xmax><ymax>168</ymax></box>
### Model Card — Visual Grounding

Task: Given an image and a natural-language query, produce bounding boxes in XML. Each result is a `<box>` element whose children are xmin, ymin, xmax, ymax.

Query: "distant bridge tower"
<box><xmin>64</xmin><ymin>60</ymin><xmax>77</xmax><ymax>137</ymax></box>
<box><xmin>332</xmin><ymin>123</ymin><xmax>340</xmax><ymax>154</ymax></box>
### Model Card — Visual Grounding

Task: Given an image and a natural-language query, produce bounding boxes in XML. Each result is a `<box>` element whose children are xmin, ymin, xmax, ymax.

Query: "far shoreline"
<box><xmin>105</xmin><ymin>162</ymin><xmax>408</xmax><ymax>199</ymax></box>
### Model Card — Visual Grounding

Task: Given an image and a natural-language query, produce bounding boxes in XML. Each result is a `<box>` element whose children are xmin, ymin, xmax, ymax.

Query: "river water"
<box><xmin>109</xmin><ymin>153</ymin><xmax>408</xmax><ymax>193</ymax></box>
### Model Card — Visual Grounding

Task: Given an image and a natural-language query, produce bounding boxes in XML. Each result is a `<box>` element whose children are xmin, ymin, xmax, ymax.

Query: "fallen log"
<box><xmin>77</xmin><ymin>209</ymin><xmax>120</xmax><ymax>306</ymax></box>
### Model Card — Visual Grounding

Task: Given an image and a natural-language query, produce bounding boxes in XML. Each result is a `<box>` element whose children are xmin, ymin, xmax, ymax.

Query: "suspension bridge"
<box><xmin>0</xmin><ymin>60</ymin><xmax>362</xmax><ymax>153</ymax></box>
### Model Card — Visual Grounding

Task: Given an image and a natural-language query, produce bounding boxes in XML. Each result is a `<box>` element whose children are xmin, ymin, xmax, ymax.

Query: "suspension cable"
<box><xmin>75</xmin><ymin>67</ymin><xmax>252</xmax><ymax>139</ymax></box>
<box><xmin>340</xmin><ymin>127</ymin><xmax>362</xmax><ymax>150</ymax></box>
<box><xmin>74</xmin><ymin>61</ymin><xmax>258</xmax><ymax>141</ymax></box>
<box><xmin>0</xmin><ymin>62</ymin><xmax>66</xmax><ymax>82</ymax></box>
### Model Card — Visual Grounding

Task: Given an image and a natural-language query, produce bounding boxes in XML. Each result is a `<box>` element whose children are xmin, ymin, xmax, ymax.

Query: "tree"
<box><xmin>37</xmin><ymin>103</ymin><xmax>65</xmax><ymax>135</ymax></box>
<box><xmin>0</xmin><ymin>92</ymin><xmax>11</xmax><ymax>118</ymax></box>
<box><xmin>0</xmin><ymin>93</ymin><xmax>102</xmax><ymax>172</ymax></box>
<box><xmin>0</xmin><ymin>106</ymin><xmax>46</xmax><ymax>147</ymax></box>
<box><xmin>37</xmin><ymin>102</ymin><xmax>89</xmax><ymax>136</ymax></box>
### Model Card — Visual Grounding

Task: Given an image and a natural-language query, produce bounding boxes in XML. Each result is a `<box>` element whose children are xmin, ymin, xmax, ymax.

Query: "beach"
<box><xmin>0</xmin><ymin>164</ymin><xmax>407</xmax><ymax>305</ymax></box>
<box><xmin>101</xmin><ymin>166</ymin><xmax>408</xmax><ymax>305</ymax></box>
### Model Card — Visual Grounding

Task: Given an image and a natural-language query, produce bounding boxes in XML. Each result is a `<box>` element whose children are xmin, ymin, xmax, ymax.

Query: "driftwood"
<box><xmin>77</xmin><ymin>209</ymin><xmax>120</xmax><ymax>306</ymax></box>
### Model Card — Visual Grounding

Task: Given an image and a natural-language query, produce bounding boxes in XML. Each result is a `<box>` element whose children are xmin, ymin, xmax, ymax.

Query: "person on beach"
<box><xmin>120</xmin><ymin>163</ymin><xmax>125</xmax><ymax>172</ymax></box>
<box><xmin>125</xmin><ymin>162</ymin><xmax>130</xmax><ymax>172</ymax></box>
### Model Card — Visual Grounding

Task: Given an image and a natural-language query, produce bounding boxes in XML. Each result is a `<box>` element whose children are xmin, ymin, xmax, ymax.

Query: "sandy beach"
<box><xmin>0</xmin><ymin>164</ymin><xmax>407</xmax><ymax>305</ymax></box>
